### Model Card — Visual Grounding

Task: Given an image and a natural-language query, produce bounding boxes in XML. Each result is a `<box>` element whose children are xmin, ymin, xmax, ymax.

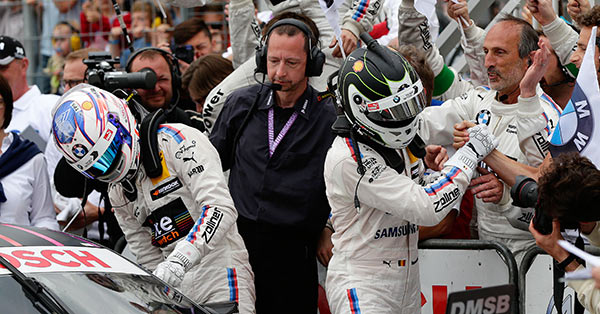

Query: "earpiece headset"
<box><xmin>52</xmin><ymin>21</ymin><xmax>81</xmax><ymax>52</ymax></box>
<box><xmin>255</xmin><ymin>18</ymin><xmax>325</xmax><ymax>77</ymax></box>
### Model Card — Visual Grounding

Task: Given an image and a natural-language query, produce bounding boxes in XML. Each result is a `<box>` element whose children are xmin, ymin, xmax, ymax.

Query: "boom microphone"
<box><xmin>253</xmin><ymin>71</ymin><xmax>282</xmax><ymax>91</ymax></box>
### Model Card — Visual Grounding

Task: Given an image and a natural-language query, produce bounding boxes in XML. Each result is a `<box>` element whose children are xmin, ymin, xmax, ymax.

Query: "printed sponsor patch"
<box><xmin>187</xmin><ymin>165</ymin><xmax>204</xmax><ymax>178</ymax></box>
<box><xmin>433</xmin><ymin>187</ymin><xmax>460</xmax><ymax>212</ymax></box>
<box><xmin>142</xmin><ymin>198</ymin><xmax>194</xmax><ymax>248</ymax></box>
<box><xmin>82</xmin><ymin>101</ymin><xmax>93</xmax><ymax>111</ymax></box>
<box><xmin>353</xmin><ymin>60</ymin><xmax>364</xmax><ymax>72</ymax></box>
<box><xmin>150</xmin><ymin>178</ymin><xmax>182</xmax><ymax>201</ymax></box>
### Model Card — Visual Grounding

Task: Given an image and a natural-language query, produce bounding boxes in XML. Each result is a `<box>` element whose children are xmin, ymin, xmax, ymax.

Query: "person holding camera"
<box><xmin>126</xmin><ymin>47</ymin><xmax>204</xmax><ymax>130</ymax></box>
<box><xmin>528</xmin><ymin>152</ymin><xmax>600</xmax><ymax>313</ymax></box>
<box><xmin>51</xmin><ymin>84</ymin><xmax>256</xmax><ymax>313</ymax></box>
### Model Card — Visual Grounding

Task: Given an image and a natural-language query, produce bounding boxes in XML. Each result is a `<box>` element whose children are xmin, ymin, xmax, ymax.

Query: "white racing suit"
<box><xmin>399</xmin><ymin>2</ymin><xmax>562</xmax><ymax>263</ymax></box>
<box><xmin>110</xmin><ymin>123</ymin><xmax>255</xmax><ymax>313</ymax></box>
<box><xmin>418</xmin><ymin>86</ymin><xmax>560</xmax><ymax>263</ymax></box>
<box><xmin>325</xmin><ymin>136</ymin><xmax>481</xmax><ymax>313</ymax></box>
<box><xmin>204</xmin><ymin>0</ymin><xmax>383</xmax><ymax>132</ymax></box>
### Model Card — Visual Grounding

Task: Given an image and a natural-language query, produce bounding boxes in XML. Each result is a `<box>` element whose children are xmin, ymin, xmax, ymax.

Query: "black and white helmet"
<box><xmin>337</xmin><ymin>43</ymin><xmax>426</xmax><ymax>149</ymax></box>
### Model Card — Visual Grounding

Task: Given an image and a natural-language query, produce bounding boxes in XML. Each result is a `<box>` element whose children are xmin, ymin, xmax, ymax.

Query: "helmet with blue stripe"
<box><xmin>51</xmin><ymin>84</ymin><xmax>140</xmax><ymax>183</ymax></box>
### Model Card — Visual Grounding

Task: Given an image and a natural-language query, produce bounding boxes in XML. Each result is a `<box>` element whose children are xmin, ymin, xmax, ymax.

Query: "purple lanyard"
<box><xmin>267</xmin><ymin>94</ymin><xmax>299</xmax><ymax>157</ymax></box>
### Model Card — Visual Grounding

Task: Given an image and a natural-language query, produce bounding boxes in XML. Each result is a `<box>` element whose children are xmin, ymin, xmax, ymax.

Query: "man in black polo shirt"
<box><xmin>210</xmin><ymin>14</ymin><xmax>336</xmax><ymax>314</ymax></box>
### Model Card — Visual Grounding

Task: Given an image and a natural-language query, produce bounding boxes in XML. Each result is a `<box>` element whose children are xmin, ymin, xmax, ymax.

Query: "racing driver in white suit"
<box><xmin>324</xmin><ymin>35</ymin><xmax>499</xmax><ymax>313</ymax></box>
<box><xmin>50</xmin><ymin>84</ymin><xmax>255</xmax><ymax>313</ymax></box>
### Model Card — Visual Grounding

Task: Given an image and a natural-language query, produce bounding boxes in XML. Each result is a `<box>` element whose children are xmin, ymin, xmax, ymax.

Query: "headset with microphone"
<box><xmin>228</xmin><ymin>18</ymin><xmax>325</xmax><ymax>167</ymax></box>
<box><xmin>254</xmin><ymin>18</ymin><xmax>326</xmax><ymax>78</ymax></box>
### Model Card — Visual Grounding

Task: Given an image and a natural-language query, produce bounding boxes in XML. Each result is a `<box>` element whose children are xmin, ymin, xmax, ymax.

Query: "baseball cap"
<box><xmin>0</xmin><ymin>36</ymin><xmax>26</xmax><ymax>66</ymax></box>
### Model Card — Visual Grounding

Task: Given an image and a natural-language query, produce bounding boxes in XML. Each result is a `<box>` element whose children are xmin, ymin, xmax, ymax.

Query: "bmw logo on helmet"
<box><xmin>72</xmin><ymin>144</ymin><xmax>88</xmax><ymax>159</ymax></box>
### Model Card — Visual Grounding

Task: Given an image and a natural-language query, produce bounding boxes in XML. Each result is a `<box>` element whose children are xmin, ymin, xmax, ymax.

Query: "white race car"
<box><xmin>0</xmin><ymin>223</ymin><xmax>237</xmax><ymax>314</ymax></box>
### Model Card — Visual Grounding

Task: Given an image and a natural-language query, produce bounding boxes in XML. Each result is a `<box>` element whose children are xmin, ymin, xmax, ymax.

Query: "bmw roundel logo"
<box><xmin>393</xmin><ymin>96</ymin><xmax>401</xmax><ymax>103</ymax></box>
<box><xmin>72</xmin><ymin>144</ymin><xmax>88</xmax><ymax>159</ymax></box>
<box><xmin>476</xmin><ymin>109</ymin><xmax>492</xmax><ymax>126</ymax></box>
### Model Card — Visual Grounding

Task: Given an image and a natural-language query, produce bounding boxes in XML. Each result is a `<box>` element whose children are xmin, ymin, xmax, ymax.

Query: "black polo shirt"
<box><xmin>210</xmin><ymin>84</ymin><xmax>336</xmax><ymax>232</ymax></box>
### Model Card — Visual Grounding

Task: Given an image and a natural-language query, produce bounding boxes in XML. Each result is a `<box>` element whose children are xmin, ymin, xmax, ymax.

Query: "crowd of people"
<box><xmin>2</xmin><ymin>0</ymin><xmax>600</xmax><ymax>313</ymax></box>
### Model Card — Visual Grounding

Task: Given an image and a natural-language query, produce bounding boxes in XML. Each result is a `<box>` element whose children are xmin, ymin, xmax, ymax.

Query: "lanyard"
<box><xmin>267</xmin><ymin>94</ymin><xmax>299</xmax><ymax>157</ymax></box>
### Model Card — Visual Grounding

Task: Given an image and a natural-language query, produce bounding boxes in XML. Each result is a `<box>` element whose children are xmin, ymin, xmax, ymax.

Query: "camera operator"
<box><xmin>528</xmin><ymin>152</ymin><xmax>600</xmax><ymax>313</ymax></box>
<box><xmin>125</xmin><ymin>47</ymin><xmax>204</xmax><ymax>129</ymax></box>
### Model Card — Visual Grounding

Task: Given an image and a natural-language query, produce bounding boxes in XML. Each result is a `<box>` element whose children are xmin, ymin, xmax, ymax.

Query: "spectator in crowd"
<box><xmin>38</xmin><ymin>0</ymin><xmax>81</xmax><ymax>94</ymax></box>
<box><xmin>114</xmin><ymin>1</ymin><xmax>152</xmax><ymax>66</ymax></box>
<box><xmin>210</xmin><ymin>16</ymin><xmax>335</xmax><ymax>314</ymax></box>
<box><xmin>529</xmin><ymin>152</ymin><xmax>600</xmax><ymax>314</ymax></box>
<box><xmin>0</xmin><ymin>36</ymin><xmax>59</xmax><ymax>147</ymax></box>
<box><xmin>0</xmin><ymin>74</ymin><xmax>58</xmax><ymax>230</ymax></box>
<box><xmin>60</xmin><ymin>47</ymin><xmax>100</xmax><ymax>93</ymax></box>
<box><xmin>44</xmin><ymin>21</ymin><xmax>81</xmax><ymax>94</ymax></box>
<box><xmin>181</xmin><ymin>54</ymin><xmax>233</xmax><ymax>113</ymax></box>
<box><xmin>195</xmin><ymin>3</ymin><xmax>227</xmax><ymax>53</ymax></box>
<box><xmin>80</xmin><ymin>0</ymin><xmax>111</xmax><ymax>49</ymax></box>
<box><xmin>0</xmin><ymin>0</ymin><xmax>30</xmax><ymax>44</ymax></box>
<box><xmin>172</xmin><ymin>17</ymin><xmax>215</xmax><ymax>63</ymax></box>
<box><xmin>398</xmin><ymin>1</ymin><xmax>558</xmax><ymax>265</ymax></box>
<box><xmin>51</xmin><ymin>84</ymin><xmax>255</xmax><ymax>312</ymax></box>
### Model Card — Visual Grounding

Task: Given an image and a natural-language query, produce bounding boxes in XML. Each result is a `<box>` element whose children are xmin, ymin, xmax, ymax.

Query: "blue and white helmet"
<box><xmin>51</xmin><ymin>84</ymin><xmax>140</xmax><ymax>183</ymax></box>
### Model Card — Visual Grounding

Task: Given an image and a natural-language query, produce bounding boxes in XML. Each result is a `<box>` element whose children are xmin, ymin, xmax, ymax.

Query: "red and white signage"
<box><xmin>419</xmin><ymin>249</ymin><xmax>509</xmax><ymax>314</ymax></box>
<box><xmin>0</xmin><ymin>246</ymin><xmax>146</xmax><ymax>276</ymax></box>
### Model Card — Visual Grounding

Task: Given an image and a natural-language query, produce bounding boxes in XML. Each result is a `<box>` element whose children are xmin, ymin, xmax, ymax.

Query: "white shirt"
<box><xmin>0</xmin><ymin>132</ymin><xmax>59</xmax><ymax>230</ymax></box>
<box><xmin>6</xmin><ymin>85</ymin><xmax>59</xmax><ymax>146</ymax></box>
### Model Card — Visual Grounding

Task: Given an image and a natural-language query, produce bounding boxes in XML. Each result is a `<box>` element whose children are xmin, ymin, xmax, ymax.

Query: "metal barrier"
<box><xmin>519</xmin><ymin>244</ymin><xmax>600</xmax><ymax>314</ymax></box>
<box><xmin>419</xmin><ymin>238</ymin><xmax>520</xmax><ymax>314</ymax></box>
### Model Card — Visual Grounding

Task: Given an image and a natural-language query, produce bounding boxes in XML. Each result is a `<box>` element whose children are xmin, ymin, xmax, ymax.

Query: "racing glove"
<box><xmin>153</xmin><ymin>240</ymin><xmax>200</xmax><ymax>287</ymax></box>
<box><xmin>445</xmin><ymin>124</ymin><xmax>498</xmax><ymax>179</ymax></box>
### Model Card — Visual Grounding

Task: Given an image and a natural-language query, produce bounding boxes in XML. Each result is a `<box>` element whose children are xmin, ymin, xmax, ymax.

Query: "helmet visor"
<box><xmin>78</xmin><ymin>113</ymin><xmax>132</xmax><ymax>180</ymax></box>
<box><xmin>362</xmin><ymin>80</ymin><xmax>426</xmax><ymax>127</ymax></box>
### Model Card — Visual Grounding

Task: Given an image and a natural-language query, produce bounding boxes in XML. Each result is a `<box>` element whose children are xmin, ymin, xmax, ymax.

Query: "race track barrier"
<box><xmin>419</xmin><ymin>239</ymin><xmax>519</xmax><ymax>314</ymax></box>
<box><xmin>520</xmin><ymin>244</ymin><xmax>600</xmax><ymax>314</ymax></box>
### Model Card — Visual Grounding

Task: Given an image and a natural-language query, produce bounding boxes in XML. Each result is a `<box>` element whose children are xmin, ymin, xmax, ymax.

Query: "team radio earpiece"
<box><xmin>255</xmin><ymin>18</ymin><xmax>326</xmax><ymax>77</ymax></box>
<box><xmin>52</xmin><ymin>21</ymin><xmax>81</xmax><ymax>51</ymax></box>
